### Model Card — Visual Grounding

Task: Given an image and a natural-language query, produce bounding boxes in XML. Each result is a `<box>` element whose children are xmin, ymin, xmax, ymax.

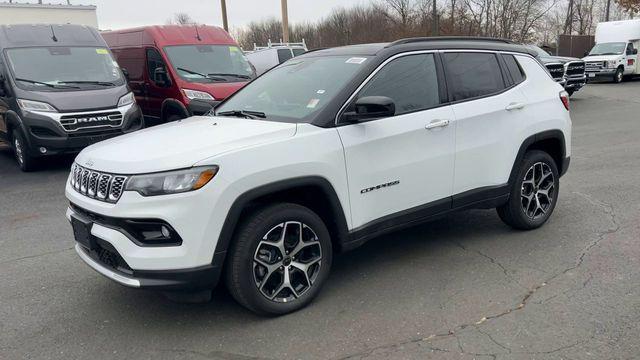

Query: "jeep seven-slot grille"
<box><xmin>70</xmin><ymin>163</ymin><xmax>128</xmax><ymax>203</ymax></box>
<box><xmin>60</xmin><ymin>112</ymin><xmax>123</xmax><ymax>132</ymax></box>
<box><xmin>545</xmin><ymin>63</ymin><xmax>565</xmax><ymax>81</ymax></box>
<box><xmin>565</xmin><ymin>61</ymin><xmax>585</xmax><ymax>77</ymax></box>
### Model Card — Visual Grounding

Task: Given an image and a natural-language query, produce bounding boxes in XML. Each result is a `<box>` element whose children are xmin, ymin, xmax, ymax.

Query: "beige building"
<box><xmin>0</xmin><ymin>2</ymin><xmax>98</xmax><ymax>28</ymax></box>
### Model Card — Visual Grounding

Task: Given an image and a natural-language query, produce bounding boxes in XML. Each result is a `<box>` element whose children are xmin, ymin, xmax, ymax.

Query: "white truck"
<box><xmin>245</xmin><ymin>40</ymin><xmax>308</xmax><ymax>76</ymax></box>
<box><xmin>583</xmin><ymin>20</ymin><xmax>640</xmax><ymax>83</ymax></box>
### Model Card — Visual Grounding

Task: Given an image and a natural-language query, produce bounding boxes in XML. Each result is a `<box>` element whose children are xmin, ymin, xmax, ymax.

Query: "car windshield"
<box><xmin>216</xmin><ymin>56</ymin><xmax>368</xmax><ymax>123</ymax></box>
<box><xmin>164</xmin><ymin>45</ymin><xmax>255</xmax><ymax>83</ymax></box>
<box><xmin>589</xmin><ymin>42</ymin><xmax>626</xmax><ymax>55</ymax></box>
<box><xmin>6</xmin><ymin>46</ymin><xmax>124</xmax><ymax>91</ymax></box>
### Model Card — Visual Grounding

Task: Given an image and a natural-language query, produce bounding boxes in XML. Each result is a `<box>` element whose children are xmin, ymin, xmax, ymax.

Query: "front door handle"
<box><xmin>505</xmin><ymin>102</ymin><xmax>525</xmax><ymax>111</ymax></box>
<box><xmin>425</xmin><ymin>119</ymin><xmax>450</xmax><ymax>130</ymax></box>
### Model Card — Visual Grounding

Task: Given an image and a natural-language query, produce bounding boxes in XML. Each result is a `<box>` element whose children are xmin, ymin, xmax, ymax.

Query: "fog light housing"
<box><xmin>39</xmin><ymin>147</ymin><xmax>47</xmax><ymax>154</ymax></box>
<box><xmin>122</xmin><ymin>220</ymin><xmax>182</xmax><ymax>246</ymax></box>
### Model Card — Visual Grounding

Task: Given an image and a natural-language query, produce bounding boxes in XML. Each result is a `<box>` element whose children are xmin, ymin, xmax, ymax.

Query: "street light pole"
<box><xmin>432</xmin><ymin>0</ymin><xmax>438</xmax><ymax>36</ymax></box>
<box><xmin>281</xmin><ymin>0</ymin><xmax>290</xmax><ymax>43</ymax></box>
<box><xmin>220</xmin><ymin>0</ymin><xmax>228</xmax><ymax>31</ymax></box>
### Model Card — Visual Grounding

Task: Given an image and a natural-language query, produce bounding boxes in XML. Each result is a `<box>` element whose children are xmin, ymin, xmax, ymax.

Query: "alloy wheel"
<box><xmin>520</xmin><ymin>162</ymin><xmax>555</xmax><ymax>220</ymax></box>
<box><xmin>253</xmin><ymin>221</ymin><xmax>322</xmax><ymax>303</ymax></box>
<box><xmin>14</xmin><ymin>137</ymin><xmax>24</xmax><ymax>166</ymax></box>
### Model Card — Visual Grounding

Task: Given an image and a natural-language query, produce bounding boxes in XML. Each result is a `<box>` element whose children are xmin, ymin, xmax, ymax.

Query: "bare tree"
<box><xmin>167</xmin><ymin>13</ymin><xmax>196</xmax><ymax>25</ymax></box>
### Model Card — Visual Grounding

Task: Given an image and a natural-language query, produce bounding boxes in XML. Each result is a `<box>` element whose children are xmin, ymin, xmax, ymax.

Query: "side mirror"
<box><xmin>583</xmin><ymin>51</ymin><xmax>589</xmax><ymax>57</ymax></box>
<box><xmin>121</xmin><ymin>68</ymin><xmax>130</xmax><ymax>81</ymax></box>
<box><xmin>153</xmin><ymin>67</ymin><xmax>170</xmax><ymax>87</ymax></box>
<box><xmin>342</xmin><ymin>96</ymin><xmax>396</xmax><ymax>123</ymax></box>
<box><xmin>634</xmin><ymin>49</ymin><xmax>638</xmax><ymax>55</ymax></box>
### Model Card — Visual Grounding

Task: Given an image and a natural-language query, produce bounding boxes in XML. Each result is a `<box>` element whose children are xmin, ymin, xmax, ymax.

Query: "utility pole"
<box><xmin>220</xmin><ymin>0</ymin><xmax>228</xmax><ymax>31</ymax></box>
<box><xmin>432</xmin><ymin>0</ymin><xmax>438</xmax><ymax>36</ymax></box>
<box><xmin>281</xmin><ymin>0</ymin><xmax>290</xmax><ymax>43</ymax></box>
<box><xmin>605</xmin><ymin>0</ymin><xmax>611</xmax><ymax>21</ymax></box>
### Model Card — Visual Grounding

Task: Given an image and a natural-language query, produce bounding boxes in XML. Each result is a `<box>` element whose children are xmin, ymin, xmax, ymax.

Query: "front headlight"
<box><xmin>117</xmin><ymin>92</ymin><xmax>135</xmax><ymax>107</ymax></box>
<box><xmin>607</xmin><ymin>61</ymin><xmax>617</xmax><ymax>68</ymax></box>
<box><xmin>125</xmin><ymin>166</ymin><xmax>218</xmax><ymax>196</ymax></box>
<box><xmin>17</xmin><ymin>99</ymin><xmax>57</xmax><ymax>113</ymax></box>
<box><xmin>183</xmin><ymin>89</ymin><xmax>215</xmax><ymax>101</ymax></box>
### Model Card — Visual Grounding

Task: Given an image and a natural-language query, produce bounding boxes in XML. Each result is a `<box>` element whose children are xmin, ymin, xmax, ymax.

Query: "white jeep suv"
<box><xmin>65</xmin><ymin>38</ymin><xmax>571</xmax><ymax>315</ymax></box>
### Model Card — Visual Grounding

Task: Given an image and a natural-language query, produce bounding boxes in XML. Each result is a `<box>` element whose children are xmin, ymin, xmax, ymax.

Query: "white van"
<box><xmin>583</xmin><ymin>20</ymin><xmax>640</xmax><ymax>83</ymax></box>
<box><xmin>245</xmin><ymin>40</ymin><xmax>308</xmax><ymax>76</ymax></box>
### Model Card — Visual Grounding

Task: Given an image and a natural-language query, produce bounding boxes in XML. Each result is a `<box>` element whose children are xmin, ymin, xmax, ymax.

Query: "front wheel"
<box><xmin>11</xmin><ymin>129</ymin><xmax>38</xmax><ymax>172</ymax></box>
<box><xmin>497</xmin><ymin>150</ymin><xmax>559</xmax><ymax>230</ymax></box>
<box><xmin>225</xmin><ymin>203</ymin><xmax>333</xmax><ymax>315</ymax></box>
<box><xmin>613</xmin><ymin>67</ymin><xmax>624</xmax><ymax>83</ymax></box>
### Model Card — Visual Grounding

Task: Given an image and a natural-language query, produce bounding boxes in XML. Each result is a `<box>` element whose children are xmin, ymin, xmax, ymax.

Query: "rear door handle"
<box><xmin>505</xmin><ymin>102</ymin><xmax>525</xmax><ymax>111</ymax></box>
<box><xmin>425</xmin><ymin>119</ymin><xmax>450</xmax><ymax>130</ymax></box>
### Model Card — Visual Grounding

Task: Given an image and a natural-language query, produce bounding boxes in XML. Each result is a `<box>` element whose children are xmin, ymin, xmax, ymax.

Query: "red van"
<box><xmin>102</xmin><ymin>25</ymin><xmax>255</xmax><ymax>125</ymax></box>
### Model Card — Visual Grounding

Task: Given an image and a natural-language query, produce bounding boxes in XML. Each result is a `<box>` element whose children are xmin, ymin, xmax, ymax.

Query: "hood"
<box><xmin>75</xmin><ymin>116</ymin><xmax>297</xmax><ymax>174</ymax></box>
<box><xmin>178</xmin><ymin>80</ymin><xmax>248</xmax><ymax>101</ymax></box>
<box><xmin>539</xmin><ymin>55</ymin><xmax>581</xmax><ymax>64</ymax></box>
<box><xmin>582</xmin><ymin>54</ymin><xmax>622</xmax><ymax>62</ymax></box>
<box><xmin>14</xmin><ymin>86</ymin><xmax>129</xmax><ymax>112</ymax></box>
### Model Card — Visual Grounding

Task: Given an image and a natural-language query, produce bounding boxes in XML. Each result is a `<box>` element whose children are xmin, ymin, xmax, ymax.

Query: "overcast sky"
<box><xmin>59</xmin><ymin>0</ymin><xmax>365</xmax><ymax>30</ymax></box>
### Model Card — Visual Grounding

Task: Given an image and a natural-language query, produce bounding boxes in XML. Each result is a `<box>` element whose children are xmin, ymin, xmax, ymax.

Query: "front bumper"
<box><xmin>22</xmin><ymin>104</ymin><xmax>143</xmax><ymax>157</ymax></box>
<box><xmin>586</xmin><ymin>69</ymin><xmax>616</xmax><ymax>78</ymax></box>
<box><xmin>564</xmin><ymin>75</ymin><xmax>586</xmax><ymax>90</ymax></box>
<box><xmin>187</xmin><ymin>99</ymin><xmax>220</xmax><ymax>116</ymax></box>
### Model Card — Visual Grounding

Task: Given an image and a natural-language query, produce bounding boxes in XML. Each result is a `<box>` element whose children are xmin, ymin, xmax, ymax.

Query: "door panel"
<box><xmin>336</xmin><ymin>53</ymin><xmax>455</xmax><ymax>229</ymax></box>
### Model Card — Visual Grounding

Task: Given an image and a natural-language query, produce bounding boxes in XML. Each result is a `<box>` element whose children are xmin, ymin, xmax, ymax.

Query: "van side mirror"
<box><xmin>153</xmin><ymin>67</ymin><xmax>171</xmax><ymax>87</ymax></box>
<box><xmin>121</xmin><ymin>68</ymin><xmax>130</xmax><ymax>81</ymax></box>
<box><xmin>584</xmin><ymin>51</ymin><xmax>589</xmax><ymax>57</ymax></box>
<box><xmin>0</xmin><ymin>73</ymin><xmax>6</xmax><ymax>97</ymax></box>
<box><xmin>341</xmin><ymin>96</ymin><xmax>396</xmax><ymax>123</ymax></box>
<box><xmin>634</xmin><ymin>49</ymin><xmax>638</xmax><ymax>55</ymax></box>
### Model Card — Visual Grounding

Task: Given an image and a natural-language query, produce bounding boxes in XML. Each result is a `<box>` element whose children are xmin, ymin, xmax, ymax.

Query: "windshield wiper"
<box><xmin>15</xmin><ymin>78</ymin><xmax>79</xmax><ymax>89</ymax></box>
<box><xmin>59</xmin><ymin>80</ymin><xmax>117</xmax><ymax>86</ymax></box>
<box><xmin>217</xmin><ymin>110</ymin><xmax>266</xmax><ymax>119</ymax></box>
<box><xmin>207</xmin><ymin>73</ymin><xmax>253</xmax><ymax>80</ymax></box>
<box><xmin>177</xmin><ymin>67</ymin><xmax>227</xmax><ymax>81</ymax></box>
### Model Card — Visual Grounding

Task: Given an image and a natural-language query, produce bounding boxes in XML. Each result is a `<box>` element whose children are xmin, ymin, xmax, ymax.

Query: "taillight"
<box><xmin>559</xmin><ymin>91</ymin><xmax>570</xmax><ymax>111</ymax></box>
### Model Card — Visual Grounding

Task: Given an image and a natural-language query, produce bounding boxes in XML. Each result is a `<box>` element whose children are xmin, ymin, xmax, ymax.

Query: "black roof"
<box><xmin>302</xmin><ymin>37</ymin><xmax>536</xmax><ymax>58</ymax></box>
<box><xmin>0</xmin><ymin>24</ymin><xmax>105</xmax><ymax>49</ymax></box>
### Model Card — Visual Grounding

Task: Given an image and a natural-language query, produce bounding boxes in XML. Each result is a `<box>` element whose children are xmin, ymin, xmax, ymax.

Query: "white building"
<box><xmin>0</xmin><ymin>2</ymin><xmax>98</xmax><ymax>28</ymax></box>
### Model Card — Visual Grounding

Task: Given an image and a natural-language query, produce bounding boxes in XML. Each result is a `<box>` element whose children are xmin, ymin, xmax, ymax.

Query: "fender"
<box><xmin>160</xmin><ymin>98</ymin><xmax>189</xmax><ymax>122</ymax></box>
<box><xmin>508</xmin><ymin>129</ymin><xmax>567</xmax><ymax>185</ymax></box>
<box><xmin>212</xmin><ymin>176</ymin><xmax>350</xmax><ymax>265</ymax></box>
<box><xmin>4</xmin><ymin>110</ymin><xmax>30</xmax><ymax>146</ymax></box>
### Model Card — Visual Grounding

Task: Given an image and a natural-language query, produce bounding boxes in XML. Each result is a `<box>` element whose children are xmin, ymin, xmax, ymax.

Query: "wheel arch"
<box><xmin>509</xmin><ymin>130</ymin><xmax>567</xmax><ymax>185</ymax></box>
<box><xmin>160</xmin><ymin>99</ymin><xmax>189</xmax><ymax>122</ymax></box>
<box><xmin>214</xmin><ymin>176</ymin><xmax>350</xmax><ymax>264</ymax></box>
<box><xmin>5</xmin><ymin>110</ymin><xmax>29</xmax><ymax>144</ymax></box>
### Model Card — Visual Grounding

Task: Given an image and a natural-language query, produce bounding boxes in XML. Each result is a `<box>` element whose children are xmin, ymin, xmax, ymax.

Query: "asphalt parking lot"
<box><xmin>1</xmin><ymin>81</ymin><xmax>640</xmax><ymax>360</ymax></box>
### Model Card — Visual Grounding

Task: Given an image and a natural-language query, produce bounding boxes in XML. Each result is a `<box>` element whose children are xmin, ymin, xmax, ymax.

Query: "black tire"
<box><xmin>225</xmin><ymin>203</ymin><xmax>333</xmax><ymax>315</ymax></box>
<box><xmin>497</xmin><ymin>150</ymin><xmax>559</xmax><ymax>230</ymax></box>
<box><xmin>613</xmin><ymin>67</ymin><xmax>624</xmax><ymax>83</ymax></box>
<box><xmin>11</xmin><ymin>129</ymin><xmax>38</xmax><ymax>172</ymax></box>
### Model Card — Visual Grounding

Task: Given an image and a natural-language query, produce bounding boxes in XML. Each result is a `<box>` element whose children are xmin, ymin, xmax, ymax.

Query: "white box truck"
<box><xmin>583</xmin><ymin>20</ymin><xmax>640</xmax><ymax>83</ymax></box>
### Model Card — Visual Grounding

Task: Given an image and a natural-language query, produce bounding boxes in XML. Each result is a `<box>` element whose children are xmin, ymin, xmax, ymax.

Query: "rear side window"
<box><xmin>292</xmin><ymin>48</ymin><xmax>306</xmax><ymax>57</ymax></box>
<box><xmin>356</xmin><ymin>53</ymin><xmax>440</xmax><ymax>115</ymax></box>
<box><xmin>503</xmin><ymin>55</ymin><xmax>525</xmax><ymax>84</ymax></box>
<box><xmin>443</xmin><ymin>52</ymin><xmax>506</xmax><ymax>101</ymax></box>
<box><xmin>277</xmin><ymin>49</ymin><xmax>293</xmax><ymax>63</ymax></box>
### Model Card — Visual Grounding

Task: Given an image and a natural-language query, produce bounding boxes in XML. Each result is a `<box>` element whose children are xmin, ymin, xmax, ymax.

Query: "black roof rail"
<box><xmin>387</xmin><ymin>36</ymin><xmax>515</xmax><ymax>48</ymax></box>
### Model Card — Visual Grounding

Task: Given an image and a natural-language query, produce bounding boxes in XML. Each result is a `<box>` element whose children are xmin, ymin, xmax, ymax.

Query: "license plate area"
<box><xmin>588</xmin><ymin>73</ymin><xmax>596</xmax><ymax>78</ymax></box>
<box><xmin>71</xmin><ymin>216</ymin><xmax>95</xmax><ymax>250</ymax></box>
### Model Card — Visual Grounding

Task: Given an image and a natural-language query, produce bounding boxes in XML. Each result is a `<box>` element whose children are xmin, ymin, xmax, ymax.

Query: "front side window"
<box><xmin>292</xmin><ymin>48</ymin><xmax>307</xmax><ymax>57</ymax></box>
<box><xmin>443</xmin><ymin>52</ymin><xmax>506</xmax><ymax>101</ymax></box>
<box><xmin>355</xmin><ymin>53</ymin><xmax>440</xmax><ymax>115</ymax></box>
<box><xmin>217</xmin><ymin>56</ymin><xmax>367</xmax><ymax>122</ymax></box>
<box><xmin>146</xmin><ymin>48</ymin><xmax>168</xmax><ymax>85</ymax></box>
<box><xmin>589</xmin><ymin>42</ymin><xmax>626</xmax><ymax>56</ymax></box>
<box><xmin>164</xmin><ymin>45</ymin><xmax>254</xmax><ymax>83</ymax></box>
<box><xmin>6</xmin><ymin>47</ymin><xmax>124</xmax><ymax>91</ymax></box>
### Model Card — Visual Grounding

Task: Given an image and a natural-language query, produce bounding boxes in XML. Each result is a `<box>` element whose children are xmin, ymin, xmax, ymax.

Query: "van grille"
<box><xmin>70</xmin><ymin>163</ymin><xmax>128</xmax><ymax>203</ymax></box>
<box><xmin>585</xmin><ymin>61</ymin><xmax>604</xmax><ymax>72</ymax></box>
<box><xmin>60</xmin><ymin>112</ymin><xmax>123</xmax><ymax>132</ymax></box>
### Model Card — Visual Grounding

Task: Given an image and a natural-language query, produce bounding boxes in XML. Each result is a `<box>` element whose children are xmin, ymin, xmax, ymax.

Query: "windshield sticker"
<box><xmin>96</xmin><ymin>48</ymin><xmax>109</xmax><ymax>55</ymax></box>
<box><xmin>307</xmin><ymin>99</ymin><xmax>320</xmax><ymax>109</ymax></box>
<box><xmin>346</xmin><ymin>57</ymin><xmax>367</xmax><ymax>64</ymax></box>
<box><xmin>316</xmin><ymin>89</ymin><xmax>326</xmax><ymax>94</ymax></box>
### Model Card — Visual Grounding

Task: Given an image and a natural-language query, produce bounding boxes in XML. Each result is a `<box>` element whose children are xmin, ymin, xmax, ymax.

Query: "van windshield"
<box><xmin>6</xmin><ymin>47</ymin><xmax>124</xmax><ymax>91</ymax></box>
<box><xmin>164</xmin><ymin>45</ymin><xmax>255</xmax><ymax>83</ymax></box>
<box><xmin>589</xmin><ymin>42</ymin><xmax>626</xmax><ymax>56</ymax></box>
<box><xmin>216</xmin><ymin>56</ymin><xmax>368</xmax><ymax>123</ymax></box>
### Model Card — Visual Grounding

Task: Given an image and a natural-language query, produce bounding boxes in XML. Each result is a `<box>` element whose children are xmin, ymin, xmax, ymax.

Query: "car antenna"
<box><xmin>194</xmin><ymin>25</ymin><xmax>202</xmax><ymax>41</ymax></box>
<box><xmin>50</xmin><ymin>25</ymin><xmax>58</xmax><ymax>42</ymax></box>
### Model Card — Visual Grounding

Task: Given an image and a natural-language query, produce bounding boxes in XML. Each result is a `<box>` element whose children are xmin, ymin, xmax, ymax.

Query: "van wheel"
<box><xmin>613</xmin><ymin>67</ymin><xmax>624</xmax><ymax>83</ymax></box>
<box><xmin>11</xmin><ymin>129</ymin><xmax>37</xmax><ymax>172</ymax></box>
<box><xmin>225</xmin><ymin>203</ymin><xmax>332</xmax><ymax>315</ymax></box>
<box><xmin>497</xmin><ymin>150</ymin><xmax>559</xmax><ymax>230</ymax></box>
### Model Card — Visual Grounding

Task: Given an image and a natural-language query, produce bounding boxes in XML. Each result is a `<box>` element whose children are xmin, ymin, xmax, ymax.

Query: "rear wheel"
<box><xmin>11</xmin><ymin>129</ymin><xmax>37</xmax><ymax>172</ymax></box>
<box><xmin>497</xmin><ymin>150</ymin><xmax>559</xmax><ymax>230</ymax></box>
<box><xmin>225</xmin><ymin>203</ymin><xmax>333</xmax><ymax>315</ymax></box>
<box><xmin>613</xmin><ymin>67</ymin><xmax>624</xmax><ymax>83</ymax></box>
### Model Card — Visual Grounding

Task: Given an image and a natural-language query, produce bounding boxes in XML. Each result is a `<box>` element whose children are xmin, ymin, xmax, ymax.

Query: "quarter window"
<box><xmin>503</xmin><ymin>55</ymin><xmax>525</xmax><ymax>85</ymax></box>
<box><xmin>443</xmin><ymin>52</ymin><xmax>506</xmax><ymax>101</ymax></box>
<box><xmin>356</xmin><ymin>53</ymin><xmax>440</xmax><ymax>116</ymax></box>
<box><xmin>277</xmin><ymin>49</ymin><xmax>293</xmax><ymax>63</ymax></box>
